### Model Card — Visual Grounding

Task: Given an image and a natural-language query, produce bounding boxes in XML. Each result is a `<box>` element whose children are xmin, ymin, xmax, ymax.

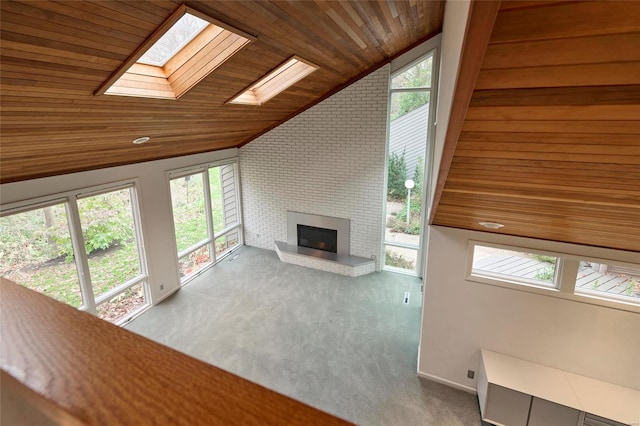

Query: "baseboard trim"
<box><xmin>417</xmin><ymin>371</ymin><xmax>477</xmax><ymax>394</ymax></box>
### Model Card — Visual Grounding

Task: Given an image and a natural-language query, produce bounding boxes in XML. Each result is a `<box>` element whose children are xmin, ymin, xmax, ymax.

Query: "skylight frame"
<box><xmin>95</xmin><ymin>5</ymin><xmax>256</xmax><ymax>100</ymax></box>
<box><xmin>227</xmin><ymin>56</ymin><xmax>319</xmax><ymax>106</ymax></box>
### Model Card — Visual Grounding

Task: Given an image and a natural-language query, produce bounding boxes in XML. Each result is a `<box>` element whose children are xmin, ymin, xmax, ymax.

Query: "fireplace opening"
<box><xmin>297</xmin><ymin>224</ymin><xmax>338</xmax><ymax>253</ymax></box>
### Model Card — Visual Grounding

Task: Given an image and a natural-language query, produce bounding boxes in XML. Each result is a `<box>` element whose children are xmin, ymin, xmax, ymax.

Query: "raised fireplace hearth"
<box><xmin>275</xmin><ymin>211</ymin><xmax>375</xmax><ymax>277</ymax></box>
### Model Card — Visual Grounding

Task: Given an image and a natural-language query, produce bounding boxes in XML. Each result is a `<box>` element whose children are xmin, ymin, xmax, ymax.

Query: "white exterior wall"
<box><xmin>239</xmin><ymin>66</ymin><xmax>390</xmax><ymax>270</ymax></box>
<box><xmin>419</xmin><ymin>226</ymin><xmax>640</xmax><ymax>392</ymax></box>
<box><xmin>0</xmin><ymin>149</ymin><xmax>239</xmax><ymax>304</ymax></box>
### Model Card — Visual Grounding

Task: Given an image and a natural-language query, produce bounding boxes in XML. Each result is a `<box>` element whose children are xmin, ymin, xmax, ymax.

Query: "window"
<box><xmin>96</xmin><ymin>5</ymin><xmax>254</xmax><ymax>100</ymax></box>
<box><xmin>471</xmin><ymin>245</ymin><xmax>559</xmax><ymax>289</ymax></box>
<box><xmin>0</xmin><ymin>183</ymin><xmax>149</xmax><ymax>324</ymax></box>
<box><xmin>228</xmin><ymin>56</ymin><xmax>318</xmax><ymax>105</ymax></box>
<box><xmin>576</xmin><ymin>260</ymin><xmax>640</xmax><ymax>304</ymax></box>
<box><xmin>169</xmin><ymin>160</ymin><xmax>242</xmax><ymax>283</ymax></box>
<box><xmin>467</xmin><ymin>241</ymin><xmax>639</xmax><ymax>312</ymax></box>
<box><xmin>0</xmin><ymin>202</ymin><xmax>83</xmax><ymax>307</ymax></box>
<box><xmin>383</xmin><ymin>53</ymin><xmax>437</xmax><ymax>275</ymax></box>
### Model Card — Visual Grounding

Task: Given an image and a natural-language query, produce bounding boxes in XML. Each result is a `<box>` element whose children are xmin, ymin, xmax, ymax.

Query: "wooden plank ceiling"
<box><xmin>432</xmin><ymin>0</ymin><xmax>640</xmax><ymax>253</ymax></box>
<box><xmin>0</xmin><ymin>0</ymin><xmax>444</xmax><ymax>183</ymax></box>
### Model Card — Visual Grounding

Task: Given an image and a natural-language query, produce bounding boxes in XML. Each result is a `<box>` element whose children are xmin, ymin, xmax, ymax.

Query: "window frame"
<box><xmin>167</xmin><ymin>158</ymin><xmax>243</xmax><ymax>284</ymax></box>
<box><xmin>466</xmin><ymin>240</ymin><xmax>640</xmax><ymax>313</ymax></box>
<box><xmin>0</xmin><ymin>179</ymin><xmax>151</xmax><ymax>324</ymax></box>
<box><xmin>382</xmin><ymin>46</ymin><xmax>440</xmax><ymax>277</ymax></box>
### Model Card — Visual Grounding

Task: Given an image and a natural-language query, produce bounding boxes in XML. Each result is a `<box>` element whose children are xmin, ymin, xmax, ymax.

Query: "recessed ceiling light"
<box><xmin>479</xmin><ymin>222</ymin><xmax>505</xmax><ymax>229</ymax></box>
<box><xmin>133</xmin><ymin>137</ymin><xmax>150</xmax><ymax>145</ymax></box>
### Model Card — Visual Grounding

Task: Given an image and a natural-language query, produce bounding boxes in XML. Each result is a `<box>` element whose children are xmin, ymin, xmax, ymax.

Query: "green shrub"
<box><xmin>535</xmin><ymin>266</ymin><xmax>555</xmax><ymax>282</ymax></box>
<box><xmin>385</xmin><ymin>249</ymin><xmax>415</xmax><ymax>269</ymax></box>
<box><xmin>391</xmin><ymin>191</ymin><xmax>422</xmax><ymax>235</ymax></box>
<box><xmin>387</xmin><ymin>151</ymin><xmax>407</xmax><ymax>200</ymax></box>
<box><xmin>530</xmin><ymin>254</ymin><xmax>557</xmax><ymax>264</ymax></box>
<box><xmin>413</xmin><ymin>156</ymin><xmax>424</xmax><ymax>194</ymax></box>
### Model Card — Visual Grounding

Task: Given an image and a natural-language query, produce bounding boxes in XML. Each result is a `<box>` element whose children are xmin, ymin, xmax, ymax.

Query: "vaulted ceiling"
<box><xmin>0</xmin><ymin>0</ymin><xmax>443</xmax><ymax>183</ymax></box>
<box><xmin>2</xmin><ymin>0</ymin><xmax>639</xmax><ymax>254</ymax></box>
<box><xmin>431</xmin><ymin>0</ymin><xmax>640</xmax><ymax>253</ymax></box>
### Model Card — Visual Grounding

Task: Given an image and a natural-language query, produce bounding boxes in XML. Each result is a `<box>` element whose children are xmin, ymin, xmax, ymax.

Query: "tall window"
<box><xmin>169</xmin><ymin>160</ymin><xmax>242</xmax><ymax>282</ymax></box>
<box><xmin>0</xmin><ymin>183</ymin><xmax>149</xmax><ymax>324</ymax></box>
<box><xmin>383</xmin><ymin>52</ymin><xmax>437</xmax><ymax>276</ymax></box>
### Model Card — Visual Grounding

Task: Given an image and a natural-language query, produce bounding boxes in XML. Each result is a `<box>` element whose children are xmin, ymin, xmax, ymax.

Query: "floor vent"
<box><xmin>403</xmin><ymin>292</ymin><xmax>410</xmax><ymax>304</ymax></box>
<box><xmin>229</xmin><ymin>254</ymin><xmax>240</xmax><ymax>262</ymax></box>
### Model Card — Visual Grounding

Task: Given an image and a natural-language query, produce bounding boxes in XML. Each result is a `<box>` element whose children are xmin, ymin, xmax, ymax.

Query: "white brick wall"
<box><xmin>239</xmin><ymin>66</ymin><xmax>390</xmax><ymax>270</ymax></box>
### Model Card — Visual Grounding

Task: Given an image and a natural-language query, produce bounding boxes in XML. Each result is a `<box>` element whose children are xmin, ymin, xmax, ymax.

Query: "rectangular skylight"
<box><xmin>228</xmin><ymin>56</ymin><xmax>318</xmax><ymax>105</ymax></box>
<box><xmin>95</xmin><ymin>5</ymin><xmax>255</xmax><ymax>100</ymax></box>
<box><xmin>138</xmin><ymin>13</ymin><xmax>209</xmax><ymax>67</ymax></box>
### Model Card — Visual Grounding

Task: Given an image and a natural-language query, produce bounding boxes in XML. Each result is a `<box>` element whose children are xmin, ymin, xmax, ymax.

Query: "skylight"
<box><xmin>138</xmin><ymin>14</ymin><xmax>209</xmax><ymax>67</ymax></box>
<box><xmin>95</xmin><ymin>5</ymin><xmax>255</xmax><ymax>100</ymax></box>
<box><xmin>228</xmin><ymin>56</ymin><xmax>318</xmax><ymax>105</ymax></box>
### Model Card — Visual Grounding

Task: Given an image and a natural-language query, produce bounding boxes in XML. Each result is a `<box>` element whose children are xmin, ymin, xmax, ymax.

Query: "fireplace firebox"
<box><xmin>297</xmin><ymin>224</ymin><xmax>338</xmax><ymax>253</ymax></box>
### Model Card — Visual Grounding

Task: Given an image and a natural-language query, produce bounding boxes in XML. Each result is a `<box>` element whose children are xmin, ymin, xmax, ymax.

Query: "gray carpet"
<box><xmin>126</xmin><ymin>246</ymin><xmax>481</xmax><ymax>425</ymax></box>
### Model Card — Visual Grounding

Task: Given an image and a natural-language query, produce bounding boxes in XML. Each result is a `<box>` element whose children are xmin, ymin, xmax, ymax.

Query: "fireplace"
<box><xmin>286</xmin><ymin>211</ymin><xmax>350</xmax><ymax>255</ymax></box>
<box><xmin>297</xmin><ymin>224</ymin><xmax>337</xmax><ymax>253</ymax></box>
<box><xmin>276</xmin><ymin>211</ymin><xmax>375</xmax><ymax>277</ymax></box>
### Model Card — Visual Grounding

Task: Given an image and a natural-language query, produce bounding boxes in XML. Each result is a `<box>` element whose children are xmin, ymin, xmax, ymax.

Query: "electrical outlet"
<box><xmin>371</xmin><ymin>254</ymin><xmax>377</xmax><ymax>260</ymax></box>
<box><xmin>160</xmin><ymin>283</ymin><xmax>164</xmax><ymax>291</ymax></box>
<box><xmin>467</xmin><ymin>369</ymin><xmax>475</xmax><ymax>379</ymax></box>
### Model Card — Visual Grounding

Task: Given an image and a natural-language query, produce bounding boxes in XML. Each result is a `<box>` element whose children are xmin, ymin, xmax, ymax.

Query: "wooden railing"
<box><xmin>0</xmin><ymin>278</ymin><xmax>350</xmax><ymax>425</ymax></box>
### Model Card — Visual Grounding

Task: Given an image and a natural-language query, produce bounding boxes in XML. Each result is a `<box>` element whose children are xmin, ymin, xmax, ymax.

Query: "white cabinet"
<box><xmin>477</xmin><ymin>350</ymin><xmax>639</xmax><ymax>426</ymax></box>
<box><xmin>478</xmin><ymin>383</ymin><xmax>530</xmax><ymax>426</ymax></box>
<box><xmin>528</xmin><ymin>397</ymin><xmax>581</xmax><ymax>426</ymax></box>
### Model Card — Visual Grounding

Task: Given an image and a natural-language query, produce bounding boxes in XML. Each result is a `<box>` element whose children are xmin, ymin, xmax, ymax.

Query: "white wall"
<box><xmin>430</xmin><ymin>0</ymin><xmax>470</xmax><ymax>208</ymax></box>
<box><xmin>239</xmin><ymin>66</ymin><xmax>389</xmax><ymax>269</ymax></box>
<box><xmin>419</xmin><ymin>226</ymin><xmax>640</xmax><ymax>391</ymax></box>
<box><xmin>0</xmin><ymin>149</ymin><xmax>239</xmax><ymax>303</ymax></box>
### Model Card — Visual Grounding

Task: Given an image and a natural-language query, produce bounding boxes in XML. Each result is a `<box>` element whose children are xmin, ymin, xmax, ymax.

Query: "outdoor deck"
<box><xmin>474</xmin><ymin>255</ymin><xmax>639</xmax><ymax>300</ymax></box>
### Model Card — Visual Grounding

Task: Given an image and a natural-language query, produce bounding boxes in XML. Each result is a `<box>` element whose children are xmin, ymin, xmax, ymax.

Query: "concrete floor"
<box><xmin>126</xmin><ymin>246</ymin><xmax>481</xmax><ymax>425</ymax></box>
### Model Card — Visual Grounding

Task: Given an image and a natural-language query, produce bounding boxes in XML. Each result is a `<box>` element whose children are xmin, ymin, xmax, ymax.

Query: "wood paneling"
<box><xmin>0</xmin><ymin>279</ymin><xmax>351</xmax><ymax>425</ymax></box>
<box><xmin>432</xmin><ymin>0</ymin><xmax>640</xmax><ymax>253</ymax></box>
<box><xmin>0</xmin><ymin>0</ymin><xmax>445</xmax><ymax>183</ymax></box>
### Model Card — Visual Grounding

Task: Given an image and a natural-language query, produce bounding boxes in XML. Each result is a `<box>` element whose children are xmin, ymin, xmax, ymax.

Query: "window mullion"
<box><xmin>66</xmin><ymin>199</ymin><xmax>96</xmax><ymax>314</ymax></box>
<box><xmin>202</xmin><ymin>170</ymin><xmax>216</xmax><ymax>264</ymax></box>
<box><xmin>128</xmin><ymin>187</ymin><xmax>148</xmax><ymax>281</ymax></box>
<box><xmin>558</xmin><ymin>258</ymin><xmax>579</xmax><ymax>294</ymax></box>
<box><xmin>233</xmin><ymin>162</ymin><xmax>244</xmax><ymax>246</ymax></box>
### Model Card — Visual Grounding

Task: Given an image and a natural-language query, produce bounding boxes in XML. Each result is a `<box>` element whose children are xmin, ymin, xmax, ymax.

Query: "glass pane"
<box><xmin>97</xmin><ymin>283</ymin><xmax>146</xmax><ymax>323</ymax></box>
<box><xmin>77</xmin><ymin>188</ymin><xmax>142</xmax><ymax>297</ymax></box>
<box><xmin>472</xmin><ymin>246</ymin><xmax>558</xmax><ymax>287</ymax></box>
<box><xmin>390</xmin><ymin>90</ymin><xmax>430</xmax><ymax>121</ymax></box>
<box><xmin>209</xmin><ymin>164</ymin><xmax>238</xmax><ymax>233</ymax></box>
<box><xmin>385</xmin><ymin>91</ymin><xmax>429</xmax><ymax>251</ymax></box>
<box><xmin>138</xmin><ymin>13</ymin><xmax>209</xmax><ymax>66</ymax></box>
<box><xmin>170</xmin><ymin>173</ymin><xmax>208</xmax><ymax>252</ymax></box>
<box><xmin>385</xmin><ymin>246</ymin><xmax>417</xmax><ymax>273</ymax></box>
<box><xmin>178</xmin><ymin>244</ymin><xmax>211</xmax><ymax>279</ymax></box>
<box><xmin>215</xmin><ymin>229</ymin><xmax>240</xmax><ymax>258</ymax></box>
<box><xmin>391</xmin><ymin>56</ymin><xmax>432</xmax><ymax>89</ymax></box>
<box><xmin>0</xmin><ymin>204</ymin><xmax>83</xmax><ymax>307</ymax></box>
<box><xmin>576</xmin><ymin>261</ymin><xmax>640</xmax><ymax>304</ymax></box>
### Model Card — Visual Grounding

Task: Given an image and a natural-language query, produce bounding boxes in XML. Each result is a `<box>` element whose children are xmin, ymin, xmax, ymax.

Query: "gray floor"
<box><xmin>126</xmin><ymin>246</ymin><xmax>481</xmax><ymax>425</ymax></box>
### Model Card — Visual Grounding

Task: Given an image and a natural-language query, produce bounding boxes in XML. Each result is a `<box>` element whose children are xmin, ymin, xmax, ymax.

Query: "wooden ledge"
<box><xmin>0</xmin><ymin>278</ymin><xmax>350</xmax><ymax>425</ymax></box>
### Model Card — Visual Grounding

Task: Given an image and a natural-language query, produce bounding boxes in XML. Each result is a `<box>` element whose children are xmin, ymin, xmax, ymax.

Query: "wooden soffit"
<box><xmin>431</xmin><ymin>0</ymin><xmax>640</xmax><ymax>253</ymax></box>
